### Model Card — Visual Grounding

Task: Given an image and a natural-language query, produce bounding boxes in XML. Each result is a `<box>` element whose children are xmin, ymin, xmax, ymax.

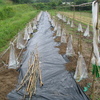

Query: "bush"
<box><xmin>0</xmin><ymin>7</ymin><xmax>15</xmax><ymax>20</ymax></box>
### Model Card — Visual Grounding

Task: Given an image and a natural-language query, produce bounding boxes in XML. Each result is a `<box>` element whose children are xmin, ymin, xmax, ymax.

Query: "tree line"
<box><xmin>11</xmin><ymin>0</ymin><xmax>93</xmax><ymax>4</ymax></box>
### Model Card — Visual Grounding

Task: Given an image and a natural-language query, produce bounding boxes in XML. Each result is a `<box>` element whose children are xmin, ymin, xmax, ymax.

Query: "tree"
<box><xmin>75</xmin><ymin>0</ymin><xmax>88</xmax><ymax>5</ymax></box>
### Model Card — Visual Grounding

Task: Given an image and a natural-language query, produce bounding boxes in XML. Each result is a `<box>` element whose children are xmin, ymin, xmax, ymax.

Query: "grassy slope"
<box><xmin>0</xmin><ymin>1</ymin><xmax>39</xmax><ymax>53</ymax></box>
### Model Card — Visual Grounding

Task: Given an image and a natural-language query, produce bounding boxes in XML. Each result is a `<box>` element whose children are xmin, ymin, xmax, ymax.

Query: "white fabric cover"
<box><xmin>66</xmin><ymin>35</ymin><xmax>75</xmax><ymax>56</ymax></box>
<box><xmin>8</xmin><ymin>42</ymin><xmax>17</xmax><ymax>69</ymax></box>
<box><xmin>84</xmin><ymin>25</ymin><xmax>90</xmax><ymax>37</ymax></box>
<box><xmin>17</xmin><ymin>33</ymin><xmax>25</xmax><ymax>49</ymax></box>
<box><xmin>74</xmin><ymin>54</ymin><xmax>88</xmax><ymax>81</ymax></box>
<box><xmin>92</xmin><ymin>1</ymin><xmax>99</xmax><ymax>59</ymax></box>
<box><xmin>78</xmin><ymin>23</ymin><xmax>83</xmax><ymax>32</ymax></box>
<box><xmin>67</xmin><ymin>19</ymin><xmax>70</xmax><ymax>25</ymax></box>
<box><xmin>24</xmin><ymin>27</ymin><xmax>30</xmax><ymax>40</ymax></box>
<box><xmin>71</xmin><ymin>21</ymin><xmax>74</xmax><ymax>28</ymax></box>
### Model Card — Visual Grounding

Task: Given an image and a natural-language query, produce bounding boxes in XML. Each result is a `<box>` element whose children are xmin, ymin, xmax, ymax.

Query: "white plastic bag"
<box><xmin>56</xmin><ymin>25</ymin><xmax>61</xmax><ymax>36</ymax></box>
<box><xmin>61</xmin><ymin>29</ymin><xmax>66</xmax><ymax>43</ymax></box>
<box><xmin>61</xmin><ymin>35</ymin><xmax>66</xmax><ymax>43</ymax></box>
<box><xmin>56</xmin><ymin>13</ymin><xmax>62</xmax><ymax>20</ymax></box>
<box><xmin>24</xmin><ymin>27</ymin><xmax>30</xmax><ymax>40</ymax></box>
<box><xmin>62</xmin><ymin>16</ymin><xmax>66</xmax><ymax>22</ymax></box>
<box><xmin>8</xmin><ymin>42</ymin><xmax>17</xmax><ymax>69</ymax></box>
<box><xmin>54</xmin><ymin>23</ymin><xmax>57</xmax><ymax>32</ymax></box>
<box><xmin>66</xmin><ymin>35</ymin><xmax>75</xmax><ymax>56</ymax></box>
<box><xmin>51</xmin><ymin>19</ymin><xmax>55</xmax><ymax>27</ymax></box>
<box><xmin>84</xmin><ymin>25</ymin><xmax>90</xmax><ymax>37</ymax></box>
<box><xmin>17</xmin><ymin>33</ymin><xmax>25</xmax><ymax>49</ymax></box>
<box><xmin>37</xmin><ymin>11</ymin><xmax>43</xmax><ymax>22</ymax></box>
<box><xmin>71</xmin><ymin>21</ymin><xmax>74</xmax><ymax>28</ymax></box>
<box><xmin>78</xmin><ymin>23</ymin><xmax>83</xmax><ymax>32</ymax></box>
<box><xmin>28</xmin><ymin>23</ymin><xmax>33</xmax><ymax>34</ymax></box>
<box><xmin>74</xmin><ymin>54</ymin><xmax>88</xmax><ymax>81</ymax></box>
<box><xmin>67</xmin><ymin>19</ymin><xmax>70</xmax><ymax>25</ymax></box>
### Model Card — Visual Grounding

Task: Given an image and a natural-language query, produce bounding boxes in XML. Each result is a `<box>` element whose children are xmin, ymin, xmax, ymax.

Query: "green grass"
<box><xmin>0</xmin><ymin>4</ymin><xmax>39</xmax><ymax>53</ymax></box>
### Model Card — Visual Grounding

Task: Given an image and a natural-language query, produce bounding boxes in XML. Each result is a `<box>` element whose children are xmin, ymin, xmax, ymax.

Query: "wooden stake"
<box><xmin>92</xmin><ymin>74</ymin><xmax>96</xmax><ymax>100</ymax></box>
<box><xmin>87</xmin><ymin>45</ymin><xmax>93</xmax><ymax>72</ymax></box>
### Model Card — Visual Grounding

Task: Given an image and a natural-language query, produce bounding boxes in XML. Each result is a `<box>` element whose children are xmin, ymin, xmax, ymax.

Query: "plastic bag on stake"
<box><xmin>17</xmin><ymin>33</ymin><xmax>25</xmax><ymax>49</ymax></box>
<box><xmin>61</xmin><ymin>29</ymin><xmax>66</xmax><ymax>43</ymax></box>
<box><xmin>62</xmin><ymin>16</ymin><xmax>66</xmax><ymax>22</ymax></box>
<box><xmin>74</xmin><ymin>54</ymin><xmax>88</xmax><ymax>81</ymax></box>
<box><xmin>78</xmin><ymin>23</ymin><xmax>83</xmax><ymax>32</ymax></box>
<box><xmin>61</xmin><ymin>35</ymin><xmax>66</xmax><ymax>43</ymax></box>
<box><xmin>71</xmin><ymin>21</ymin><xmax>74</xmax><ymax>28</ymax></box>
<box><xmin>56</xmin><ymin>25</ymin><xmax>61</xmax><ymax>36</ymax></box>
<box><xmin>24</xmin><ymin>27</ymin><xmax>30</xmax><ymax>40</ymax></box>
<box><xmin>28</xmin><ymin>23</ymin><xmax>33</xmax><ymax>34</ymax></box>
<box><xmin>84</xmin><ymin>25</ymin><xmax>90</xmax><ymax>37</ymax></box>
<box><xmin>67</xmin><ymin>19</ymin><xmax>70</xmax><ymax>25</ymax></box>
<box><xmin>54</xmin><ymin>23</ymin><xmax>57</xmax><ymax>32</ymax></box>
<box><xmin>8</xmin><ymin>42</ymin><xmax>17</xmax><ymax>69</ymax></box>
<box><xmin>66</xmin><ymin>35</ymin><xmax>75</xmax><ymax>56</ymax></box>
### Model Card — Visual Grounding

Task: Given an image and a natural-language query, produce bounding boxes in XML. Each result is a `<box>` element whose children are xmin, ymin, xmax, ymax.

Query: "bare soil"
<box><xmin>0</xmin><ymin>69</ymin><xmax>19</xmax><ymax>100</ymax></box>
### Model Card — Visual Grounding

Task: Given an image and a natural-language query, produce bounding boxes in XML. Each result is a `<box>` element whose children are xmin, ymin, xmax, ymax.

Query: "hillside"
<box><xmin>0</xmin><ymin>1</ymin><xmax>38</xmax><ymax>53</ymax></box>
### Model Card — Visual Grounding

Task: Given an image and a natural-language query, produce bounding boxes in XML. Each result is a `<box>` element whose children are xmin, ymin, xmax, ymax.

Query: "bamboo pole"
<box><xmin>87</xmin><ymin>46</ymin><xmax>93</xmax><ymax>72</ymax></box>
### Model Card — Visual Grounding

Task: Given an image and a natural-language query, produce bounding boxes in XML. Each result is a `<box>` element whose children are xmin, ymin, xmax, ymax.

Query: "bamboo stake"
<box><xmin>88</xmin><ymin>46</ymin><xmax>93</xmax><ymax>72</ymax></box>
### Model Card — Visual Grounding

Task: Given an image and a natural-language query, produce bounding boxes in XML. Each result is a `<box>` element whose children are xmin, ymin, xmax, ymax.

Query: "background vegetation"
<box><xmin>0</xmin><ymin>0</ymin><xmax>93</xmax><ymax>53</ymax></box>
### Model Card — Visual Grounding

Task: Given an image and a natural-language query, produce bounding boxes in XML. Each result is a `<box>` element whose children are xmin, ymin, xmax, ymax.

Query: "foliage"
<box><xmin>0</xmin><ymin>4</ymin><xmax>39</xmax><ymax>52</ymax></box>
<box><xmin>75</xmin><ymin>0</ymin><xmax>93</xmax><ymax>5</ymax></box>
<box><xmin>11</xmin><ymin>0</ymin><xmax>33</xmax><ymax>3</ymax></box>
<box><xmin>0</xmin><ymin>7</ymin><xmax>15</xmax><ymax>20</ymax></box>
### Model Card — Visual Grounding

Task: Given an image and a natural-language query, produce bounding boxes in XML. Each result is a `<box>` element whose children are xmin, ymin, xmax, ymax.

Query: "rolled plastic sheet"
<box><xmin>78</xmin><ymin>23</ymin><xmax>83</xmax><ymax>32</ymax></box>
<box><xmin>84</xmin><ymin>25</ymin><xmax>90</xmax><ymax>37</ymax></box>
<box><xmin>7</xmin><ymin>12</ymin><xmax>89</xmax><ymax>100</ymax></box>
<box><xmin>92</xmin><ymin>1</ymin><xmax>99</xmax><ymax>60</ymax></box>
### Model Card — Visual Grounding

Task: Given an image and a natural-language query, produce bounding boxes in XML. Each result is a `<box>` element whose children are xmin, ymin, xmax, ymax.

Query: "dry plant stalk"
<box><xmin>16</xmin><ymin>51</ymin><xmax>43</xmax><ymax>100</ymax></box>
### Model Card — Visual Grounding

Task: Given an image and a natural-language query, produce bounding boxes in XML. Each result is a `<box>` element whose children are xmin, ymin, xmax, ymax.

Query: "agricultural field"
<box><xmin>0</xmin><ymin>0</ymin><xmax>100</xmax><ymax>100</ymax></box>
<box><xmin>49</xmin><ymin>10</ymin><xmax>100</xmax><ymax>100</ymax></box>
